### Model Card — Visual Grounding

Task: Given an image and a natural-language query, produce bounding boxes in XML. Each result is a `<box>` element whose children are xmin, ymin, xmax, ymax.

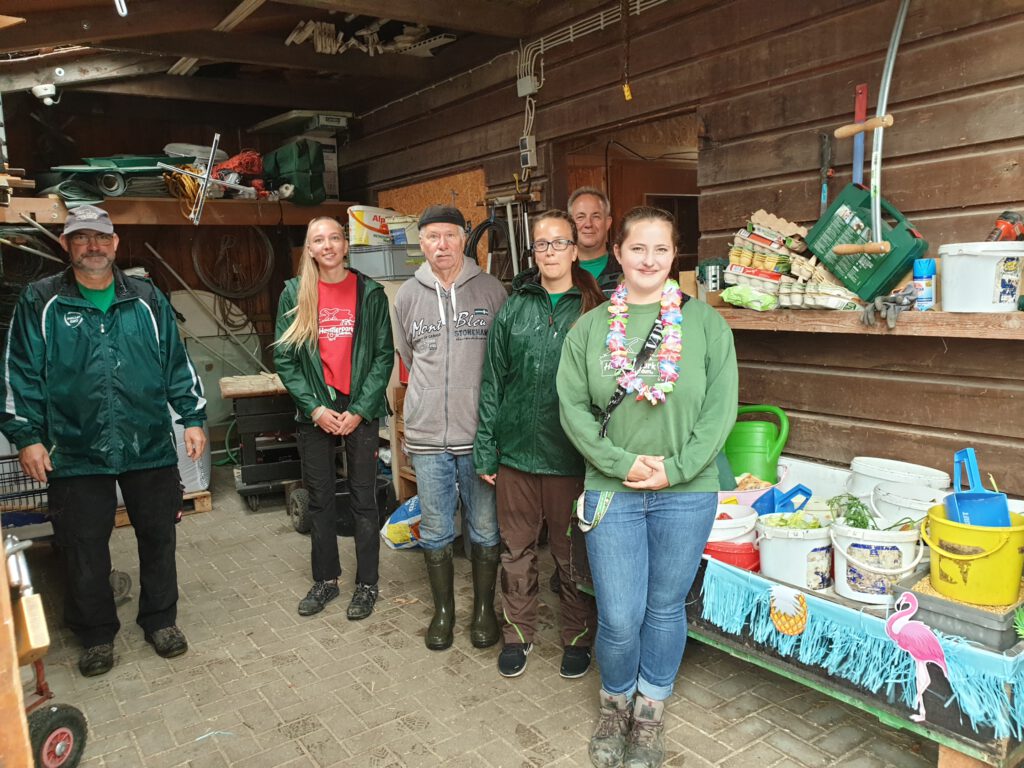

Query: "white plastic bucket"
<box><xmin>847</xmin><ymin>457</ymin><xmax>950</xmax><ymax>499</ymax></box>
<box><xmin>708</xmin><ymin>505</ymin><xmax>758</xmax><ymax>544</ymax></box>
<box><xmin>939</xmin><ymin>242</ymin><xmax>1022</xmax><ymax>313</ymax></box>
<box><xmin>756</xmin><ymin>515</ymin><xmax>833</xmax><ymax>590</ymax></box>
<box><xmin>348</xmin><ymin>205</ymin><xmax>398</xmax><ymax>246</ymax></box>
<box><xmin>830</xmin><ymin>522</ymin><xmax>924</xmax><ymax>605</ymax></box>
<box><xmin>869</xmin><ymin>482</ymin><xmax>948</xmax><ymax>529</ymax></box>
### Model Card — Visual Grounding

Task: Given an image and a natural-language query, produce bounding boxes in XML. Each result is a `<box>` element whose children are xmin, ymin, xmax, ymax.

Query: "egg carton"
<box><xmin>790</xmin><ymin>253</ymin><xmax>843</xmax><ymax>285</ymax></box>
<box><xmin>723</xmin><ymin>263</ymin><xmax>784</xmax><ymax>295</ymax></box>
<box><xmin>747</xmin><ymin>210</ymin><xmax>809</xmax><ymax>253</ymax></box>
<box><xmin>779</xmin><ymin>280</ymin><xmax>860</xmax><ymax>310</ymax></box>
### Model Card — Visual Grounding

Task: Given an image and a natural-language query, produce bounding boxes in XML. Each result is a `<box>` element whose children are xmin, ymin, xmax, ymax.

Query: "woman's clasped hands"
<box><xmin>624</xmin><ymin>454</ymin><xmax>669</xmax><ymax>490</ymax></box>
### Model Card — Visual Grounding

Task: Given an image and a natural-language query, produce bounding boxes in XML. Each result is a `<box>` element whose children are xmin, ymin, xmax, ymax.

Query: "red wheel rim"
<box><xmin>42</xmin><ymin>726</ymin><xmax>75</xmax><ymax>767</ymax></box>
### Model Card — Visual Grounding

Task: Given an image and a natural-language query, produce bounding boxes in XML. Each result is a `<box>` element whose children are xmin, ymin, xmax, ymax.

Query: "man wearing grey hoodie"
<box><xmin>393</xmin><ymin>205</ymin><xmax>508</xmax><ymax>651</ymax></box>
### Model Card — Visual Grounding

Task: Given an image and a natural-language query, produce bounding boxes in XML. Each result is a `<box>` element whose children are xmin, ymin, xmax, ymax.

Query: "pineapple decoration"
<box><xmin>770</xmin><ymin>585</ymin><xmax>809</xmax><ymax>636</ymax></box>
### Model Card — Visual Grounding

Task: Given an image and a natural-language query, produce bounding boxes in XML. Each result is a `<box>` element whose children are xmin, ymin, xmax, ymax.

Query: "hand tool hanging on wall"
<box><xmin>831</xmin><ymin>0</ymin><xmax>912</xmax><ymax>256</ymax></box>
<box><xmin>852</xmin><ymin>84</ymin><xmax>869</xmax><ymax>186</ymax></box>
<box><xmin>818</xmin><ymin>133</ymin><xmax>834</xmax><ymax>216</ymax></box>
<box><xmin>144</xmin><ymin>242</ymin><xmax>271</xmax><ymax>374</ymax></box>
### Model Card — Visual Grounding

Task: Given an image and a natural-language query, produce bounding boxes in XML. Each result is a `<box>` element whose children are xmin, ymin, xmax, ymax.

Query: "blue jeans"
<box><xmin>410</xmin><ymin>452</ymin><xmax>498</xmax><ymax>550</ymax></box>
<box><xmin>584</xmin><ymin>490</ymin><xmax>716</xmax><ymax>700</ymax></box>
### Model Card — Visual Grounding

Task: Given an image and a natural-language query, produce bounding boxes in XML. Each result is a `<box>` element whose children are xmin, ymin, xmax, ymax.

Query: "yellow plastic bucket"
<box><xmin>920</xmin><ymin>505</ymin><xmax>1024</xmax><ymax>605</ymax></box>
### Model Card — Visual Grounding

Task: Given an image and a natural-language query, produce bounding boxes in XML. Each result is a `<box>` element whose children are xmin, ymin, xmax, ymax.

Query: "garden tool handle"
<box><xmin>829</xmin><ymin>528</ymin><xmax>925</xmax><ymax>575</ymax></box>
<box><xmin>834</xmin><ymin>114</ymin><xmax>894</xmax><ymax>139</ymax></box>
<box><xmin>832</xmin><ymin>242</ymin><xmax>891</xmax><ymax>255</ymax></box>
<box><xmin>953</xmin><ymin>447</ymin><xmax>984</xmax><ymax>493</ymax></box>
<box><xmin>920</xmin><ymin>519</ymin><xmax>1009</xmax><ymax>561</ymax></box>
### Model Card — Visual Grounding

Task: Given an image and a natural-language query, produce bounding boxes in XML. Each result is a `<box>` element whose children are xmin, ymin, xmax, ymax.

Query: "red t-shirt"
<box><xmin>317</xmin><ymin>274</ymin><xmax>357</xmax><ymax>395</ymax></box>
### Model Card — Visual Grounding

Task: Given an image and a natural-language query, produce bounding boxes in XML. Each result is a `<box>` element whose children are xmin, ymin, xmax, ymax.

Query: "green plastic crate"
<box><xmin>805</xmin><ymin>183</ymin><xmax>928</xmax><ymax>301</ymax></box>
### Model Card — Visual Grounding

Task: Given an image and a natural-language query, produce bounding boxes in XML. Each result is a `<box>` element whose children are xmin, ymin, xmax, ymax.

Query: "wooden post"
<box><xmin>0</xmin><ymin>554</ymin><xmax>33</xmax><ymax>767</ymax></box>
<box><xmin>937</xmin><ymin>745</ymin><xmax>990</xmax><ymax>768</ymax></box>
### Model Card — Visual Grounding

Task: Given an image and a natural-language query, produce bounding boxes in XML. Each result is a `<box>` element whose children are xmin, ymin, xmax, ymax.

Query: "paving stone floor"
<box><xmin>23</xmin><ymin>466</ymin><xmax>940</xmax><ymax>767</ymax></box>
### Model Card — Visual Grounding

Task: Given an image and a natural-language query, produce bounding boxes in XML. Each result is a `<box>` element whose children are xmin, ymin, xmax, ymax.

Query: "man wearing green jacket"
<box><xmin>569</xmin><ymin>186</ymin><xmax>621</xmax><ymax>295</ymax></box>
<box><xmin>0</xmin><ymin>204</ymin><xmax>207</xmax><ymax>677</ymax></box>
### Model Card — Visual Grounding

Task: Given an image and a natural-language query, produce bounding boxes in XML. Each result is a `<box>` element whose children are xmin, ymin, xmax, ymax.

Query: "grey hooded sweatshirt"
<box><xmin>393</xmin><ymin>258</ymin><xmax>507</xmax><ymax>454</ymax></box>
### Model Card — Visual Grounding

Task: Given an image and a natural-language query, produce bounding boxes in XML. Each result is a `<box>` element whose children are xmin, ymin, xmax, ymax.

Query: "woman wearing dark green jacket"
<box><xmin>275</xmin><ymin>217</ymin><xmax>394</xmax><ymax>621</ymax></box>
<box><xmin>473</xmin><ymin>210</ymin><xmax>604</xmax><ymax>679</ymax></box>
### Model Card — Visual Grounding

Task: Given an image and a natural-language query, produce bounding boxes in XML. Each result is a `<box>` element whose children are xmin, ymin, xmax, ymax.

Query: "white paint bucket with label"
<box><xmin>756</xmin><ymin>515</ymin><xmax>833</xmax><ymax>591</ymax></box>
<box><xmin>830</xmin><ymin>522</ymin><xmax>923</xmax><ymax>605</ymax></box>
<box><xmin>939</xmin><ymin>242</ymin><xmax>1022</xmax><ymax>312</ymax></box>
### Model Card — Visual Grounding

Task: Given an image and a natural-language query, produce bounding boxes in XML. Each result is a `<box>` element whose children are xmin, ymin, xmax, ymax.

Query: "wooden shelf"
<box><xmin>3</xmin><ymin>195</ymin><xmax>354</xmax><ymax>227</ymax></box>
<box><xmin>716</xmin><ymin>308</ymin><xmax>1024</xmax><ymax>340</ymax></box>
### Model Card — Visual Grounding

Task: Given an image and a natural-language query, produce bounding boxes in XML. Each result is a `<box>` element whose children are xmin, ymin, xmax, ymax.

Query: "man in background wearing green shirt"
<box><xmin>568</xmin><ymin>186</ymin><xmax>621</xmax><ymax>295</ymax></box>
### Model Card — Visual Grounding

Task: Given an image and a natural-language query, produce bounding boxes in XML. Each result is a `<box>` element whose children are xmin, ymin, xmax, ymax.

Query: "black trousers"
<box><xmin>296</xmin><ymin>397</ymin><xmax>380</xmax><ymax>586</ymax></box>
<box><xmin>48</xmin><ymin>466</ymin><xmax>183</xmax><ymax>648</ymax></box>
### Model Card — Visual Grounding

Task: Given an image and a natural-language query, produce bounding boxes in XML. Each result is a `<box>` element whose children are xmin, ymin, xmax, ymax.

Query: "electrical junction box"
<box><xmin>519</xmin><ymin>135</ymin><xmax>537</xmax><ymax>169</ymax></box>
<box><xmin>516</xmin><ymin>76</ymin><xmax>539</xmax><ymax>97</ymax></box>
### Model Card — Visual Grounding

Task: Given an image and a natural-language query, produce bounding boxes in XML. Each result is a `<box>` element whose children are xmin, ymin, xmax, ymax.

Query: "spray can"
<box><xmin>913</xmin><ymin>258</ymin><xmax>936</xmax><ymax>311</ymax></box>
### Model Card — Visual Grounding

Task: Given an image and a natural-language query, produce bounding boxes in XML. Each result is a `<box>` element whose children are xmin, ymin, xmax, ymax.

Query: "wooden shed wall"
<box><xmin>339</xmin><ymin>0</ymin><xmax>1024</xmax><ymax>494</ymax></box>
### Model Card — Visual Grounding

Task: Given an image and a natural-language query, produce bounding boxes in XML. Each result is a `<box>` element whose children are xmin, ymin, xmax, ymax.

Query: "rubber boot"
<box><xmin>423</xmin><ymin>544</ymin><xmax>455</xmax><ymax>651</ymax></box>
<box><xmin>589</xmin><ymin>690</ymin><xmax>632</xmax><ymax>768</ymax></box>
<box><xmin>624</xmin><ymin>695</ymin><xmax>666</xmax><ymax>768</ymax></box>
<box><xmin>469</xmin><ymin>542</ymin><xmax>501</xmax><ymax>648</ymax></box>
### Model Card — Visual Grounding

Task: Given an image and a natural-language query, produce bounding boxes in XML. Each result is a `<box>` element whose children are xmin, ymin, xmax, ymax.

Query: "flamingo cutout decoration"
<box><xmin>886</xmin><ymin>591</ymin><xmax>948</xmax><ymax>722</ymax></box>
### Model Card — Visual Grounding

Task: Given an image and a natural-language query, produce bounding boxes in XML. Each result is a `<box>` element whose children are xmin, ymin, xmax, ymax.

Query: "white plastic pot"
<box><xmin>830</xmin><ymin>521</ymin><xmax>924</xmax><ymax>605</ymax></box>
<box><xmin>756</xmin><ymin>514</ymin><xmax>833</xmax><ymax>591</ymax></box>
<box><xmin>868</xmin><ymin>482</ymin><xmax>949</xmax><ymax>529</ymax></box>
<box><xmin>847</xmin><ymin>457</ymin><xmax>950</xmax><ymax>499</ymax></box>
<box><xmin>708</xmin><ymin>505</ymin><xmax>758</xmax><ymax>544</ymax></box>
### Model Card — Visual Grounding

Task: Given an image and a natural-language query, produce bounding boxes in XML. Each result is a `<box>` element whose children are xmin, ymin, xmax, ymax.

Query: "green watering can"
<box><xmin>724</xmin><ymin>405</ymin><xmax>790</xmax><ymax>485</ymax></box>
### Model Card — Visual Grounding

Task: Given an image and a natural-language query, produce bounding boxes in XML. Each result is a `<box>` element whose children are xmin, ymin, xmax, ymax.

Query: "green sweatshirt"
<box><xmin>556</xmin><ymin>297</ymin><xmax>738</xmax><ymax>493</ymax></box>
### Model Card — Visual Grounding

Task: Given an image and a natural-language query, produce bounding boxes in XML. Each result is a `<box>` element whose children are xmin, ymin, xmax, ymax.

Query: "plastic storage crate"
<box><xmin>348</xmin><ymin>245</ymin><xmax>424</xmax><ymax>280</ymax></box>
<box><xmin>805</xmin><ymin>183</ymin><xmax>928</xmax><ymax>301</ymax></box>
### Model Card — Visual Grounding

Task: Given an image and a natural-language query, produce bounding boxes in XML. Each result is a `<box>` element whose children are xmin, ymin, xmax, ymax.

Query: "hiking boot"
<box><xmin>346</xmin><ymin>583</ymin><xmax>378</xmax><ymax>621</ymax></box>
<box><xmin>423</xmin><ymin>545</ymin><xmax>455</xmax><ymax>650</ymax></box>
<box><xmin>469</xmin><ymin>542</ymin><xmax>500</xmax><ymax>648</ymax></box>
<box><xmin>78</xmin><ymin>643</ymin><xmax>114</xmax><ymax>677</ymax></box>
<box><xmin>589</xmin><ymin>690</ymin><xmax>632</xmax><ymax>768</ymax></box>
<box><xmin>145</xmin><ymin>626</ymin><xmax>189</xmax><ymax>658</ymax></box>
<box><xmin>560</xmin><ymin>645</ymin><xmax>592</xmax><ymax>679</ymax></box>
<box><xmin>298</xmin><ymin>580</ymin><xmax>340</xmax><ymax>616</ymax></box>
<box><xmin>497</xmin><ymin>642</ymin><xmax>532</xmax><ymax>678</ymax></box>
<box><xmin>624</xmin><ymin>695</ymin><xmax>666</xmax><ymax>768</ymax></box>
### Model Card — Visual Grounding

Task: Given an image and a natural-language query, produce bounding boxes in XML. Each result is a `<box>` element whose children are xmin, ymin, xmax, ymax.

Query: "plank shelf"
<box><xmin>3</xmin><ymin>195</ymin><xmax>354</xmax><ymax>227</ymax></box>
<box><xmin>716</xmin><ymin>308</ymin><xmax>1024</xmax><ymax>340</ymax></box>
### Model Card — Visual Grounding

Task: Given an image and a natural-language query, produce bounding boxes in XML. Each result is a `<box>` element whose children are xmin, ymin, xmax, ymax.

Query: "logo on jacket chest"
<box><xmin>63</xmin><ymin>311</ymin><xmax>84</xmax><ymax>328</ymax></box>
<box><xmin>411</xmin><ymin>309</ymin><xmax>489</xmax><ymax>341</ymax></box>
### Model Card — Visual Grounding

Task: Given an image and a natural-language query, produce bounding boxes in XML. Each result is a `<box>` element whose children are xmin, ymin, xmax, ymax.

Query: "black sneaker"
<box><xmin>497</xmin><ymin>642</ymin><xmax>532</xmax><ymax>678</ymax></box>
<box><xmin>78</xmin><ymin>643</ymin><xmax>114</xmax><ymax>677</ymax></box>
<box><xmin>145</xmin><ymin>626</ymin><xmax>189</xmax><ymax>658</ymax></box>
<box><xmin>298</xmin><ymin>580</ymin><xmax>340</xmax><ymax>616</ymax></box>
<box><xmin>560</xmin><ymin>645</ymin><xmax>592</xmax><ymax>679</ymax></box>
<box><xmin>346</xmin><ymin>583</ymin><xmax>378</xmax><ymax>621</ymax></box>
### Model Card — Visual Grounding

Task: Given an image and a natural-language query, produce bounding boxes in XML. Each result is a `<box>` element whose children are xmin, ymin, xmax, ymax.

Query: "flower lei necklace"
<box><xmin>606</xmin><ymin>279</ymin><xmax>683</xmax><ymax>404</ymax></box>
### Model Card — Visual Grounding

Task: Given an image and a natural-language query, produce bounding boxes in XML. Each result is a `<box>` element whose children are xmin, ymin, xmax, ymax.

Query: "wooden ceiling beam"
<box><xmin>0</xmin><ymin>0</ymin><xmax>240</xmax><ymax>55</ymax></box>
<box><xmin>107</xmin><ymin>30</ymin><xmax>441</xmax><ymax>80</ymax></box>
<box><xmin>269</xmin><ymin>0</ymin><xmax>530</xmax><ymax>38</ymax></box>
<box><xmin>77</xmin><ymin>74</ymin><xmax>350</xmax><ymax>111</ymax></box>
<box><xmin>0</xmin><ymin>53</ymin><xmax>175</xmax><ymax>94</ymax></box>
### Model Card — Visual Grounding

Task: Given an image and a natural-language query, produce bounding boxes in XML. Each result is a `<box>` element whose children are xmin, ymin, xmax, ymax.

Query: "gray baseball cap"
<box><xmin>63</xmin><ymin>204</ymin><xmax>114</xmax><ymax>236</ymax></box>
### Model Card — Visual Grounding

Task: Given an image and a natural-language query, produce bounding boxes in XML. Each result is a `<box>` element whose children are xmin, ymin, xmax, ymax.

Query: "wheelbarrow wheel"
<box><xmin>246</xmin><ymin>495</ymin><xmax>261</xmax><ymax>513</ymax></box>
<box><xmin>289</xmin><ymin>489</ymin><xmax>311</xmax><ymax>534</ymax></box>
<box><xmin>109</xmin><ymin>570</ymin><xmax>132</xmax><ymax>606</ymax></box>
<box><xmin>29</xmin><ymin>703</ymin><xmax>87</xmax><ymax>768</ymax></box>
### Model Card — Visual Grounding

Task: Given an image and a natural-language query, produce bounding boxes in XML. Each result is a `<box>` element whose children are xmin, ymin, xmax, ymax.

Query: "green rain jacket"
<box><xmin>473</xmin><ymin>267</ymin><xmax>587</xmax><ymax>477</ymax></box>
<box><xmin>274</xmin><ymin>270</ymin><xmax>394</xmax><ymax>423</ymax></box>
<box><xmin>0</xmin><ymin>267</ymin><xmax>206</xmax><ymax>478</ymax></box>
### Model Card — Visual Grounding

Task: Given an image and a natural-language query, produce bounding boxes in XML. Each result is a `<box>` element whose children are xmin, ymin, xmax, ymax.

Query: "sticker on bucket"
<box><xmin>996</xmin><ymin>256</ymin><xmax>1020</xmax><ymax>305</ymax></box>
<box><xmin>807</xmin><ymin>546</ymin><xmax>832</xmax><ymax>590</ymax></box>
<box><xmin>845</xmin><ymin>543</ymin><xmax>902</xmax><ymax>595</ymax></box>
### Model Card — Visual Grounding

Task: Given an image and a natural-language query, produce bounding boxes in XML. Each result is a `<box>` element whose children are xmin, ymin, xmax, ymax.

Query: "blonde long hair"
<box><xmin>276</xmin><ymin>216</ymin><xmax>343</xmax><ymax>348</ymax></box>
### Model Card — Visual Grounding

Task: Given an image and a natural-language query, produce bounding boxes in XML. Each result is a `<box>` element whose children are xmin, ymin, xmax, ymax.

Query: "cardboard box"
<box><xmin>288</xmin><ymin>134</ymin><xmax>338</xmax><ymax>200</ymax></box>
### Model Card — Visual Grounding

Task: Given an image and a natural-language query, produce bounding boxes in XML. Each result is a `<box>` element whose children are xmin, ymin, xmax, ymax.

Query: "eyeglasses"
<box><xmin>69</xmin><ymin>232</ymin><xmax>114</xmax><ymax>245</ymax></box>
<box><xmin>533</xmin><ymin>239</ymin><xmax>575</xmax><ymax>253</ymax></box>
<box><xmin>421</xmin><ymin>232</ymin><xmax>463</xmax><ymax>246</ymax></box>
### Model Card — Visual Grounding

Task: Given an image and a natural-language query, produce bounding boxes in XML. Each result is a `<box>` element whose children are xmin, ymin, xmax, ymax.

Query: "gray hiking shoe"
<box><xmin>589</xmin><ymin>690</ymin><xmax>632</xmax><ymax>768</ymax></box>
<box><xmin>624</xmin><ymin>696</ymin><xmax>666</xmax><ymax>768</ymax></box>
